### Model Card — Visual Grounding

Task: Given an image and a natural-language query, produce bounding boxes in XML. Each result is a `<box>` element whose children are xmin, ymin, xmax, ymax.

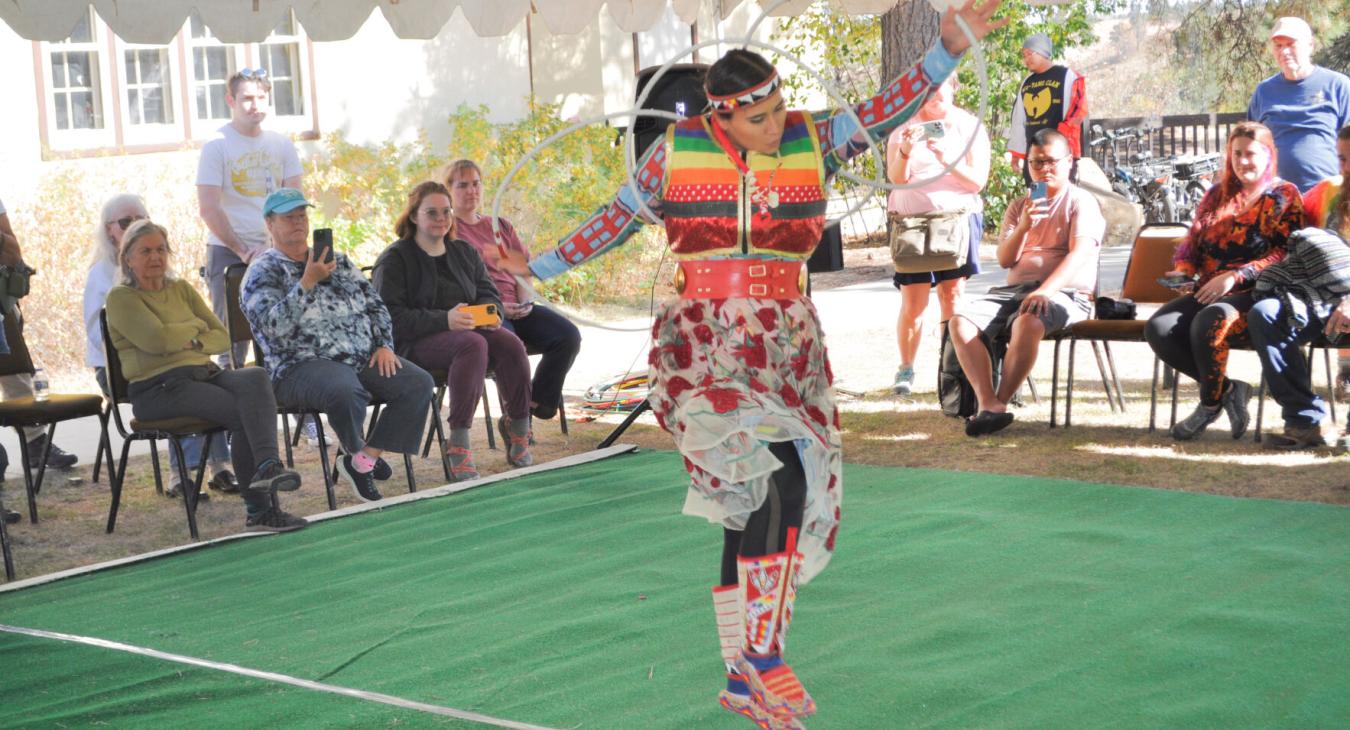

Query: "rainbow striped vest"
<box><xmin>662</xmin><ymin>112</ymin><xmax>827</xmax><ymax>258</ymax></box>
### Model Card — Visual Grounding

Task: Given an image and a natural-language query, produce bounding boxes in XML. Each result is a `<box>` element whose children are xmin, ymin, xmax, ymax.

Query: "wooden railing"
<box><xmin>1083</xmin><ymin>112</ymin><xmax>1246</xmax><ymax>166</ymax></box>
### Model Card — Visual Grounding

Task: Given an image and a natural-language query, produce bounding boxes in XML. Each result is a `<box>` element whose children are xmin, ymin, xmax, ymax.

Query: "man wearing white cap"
<box><xmin>1007</xmin><ymin>32</ymin><xmax>1088</xmax><ymax>179</ymax></box>
<box><xmin>1247</xmin><ymin>16</ymin><xmax>1350</xmax><ymax>193</ymax></box>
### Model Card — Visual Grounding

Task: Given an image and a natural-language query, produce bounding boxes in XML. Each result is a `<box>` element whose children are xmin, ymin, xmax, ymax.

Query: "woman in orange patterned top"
<box><xmin>1144</xmin><ymin>121</ymin><xmax>1304</xmax><ymax>441</ymax></box>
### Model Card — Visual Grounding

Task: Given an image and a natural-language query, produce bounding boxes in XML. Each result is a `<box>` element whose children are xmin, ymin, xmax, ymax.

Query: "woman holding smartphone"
<box><xmin>373</xmin><ymin>181</ymin><xmax>534</xmax><ymax>478</ymax></box>
<box><xmin>885</xmin><ymin>74</ymin><xmax>990</xmax><ymax>396</ymax></box>
<box><xmin>1144</xmin><ymin>121</ymin><xmax>1304</xmax><ymax>441</ymax></box>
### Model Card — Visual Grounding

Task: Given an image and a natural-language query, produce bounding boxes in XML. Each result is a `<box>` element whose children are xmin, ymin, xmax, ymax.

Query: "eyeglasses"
<box><xmin>238</xmin><ymin>67</ymin><xmax>268</xmax><ymax>79</ymax></box>
<box><xmin>1028</xmin><ymin>155</ymin><xmax>1068</xmax><ymax>169</ymax></box>
<box><xmin>109</xmin><ymin>214</ymin><xmax>146</xmax><ymax>229</ymax></box>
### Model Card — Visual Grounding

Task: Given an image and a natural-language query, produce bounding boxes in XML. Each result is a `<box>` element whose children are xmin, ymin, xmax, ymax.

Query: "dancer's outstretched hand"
<box><xmin>940</xmin><ymin>0</ymin><xmax>1009</xmax><ymax>56</ymax></box>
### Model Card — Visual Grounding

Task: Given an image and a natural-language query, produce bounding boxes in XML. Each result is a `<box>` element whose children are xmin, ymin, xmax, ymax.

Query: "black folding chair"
<box><xmin>99</xmin><ymin>310</ymin><xmax>223</xmax><ymax>540</ymax></box>
<box><xmin>0</xmin><ymin>306</ymin><xmax>105</xmax><ymax>526</ymax></box>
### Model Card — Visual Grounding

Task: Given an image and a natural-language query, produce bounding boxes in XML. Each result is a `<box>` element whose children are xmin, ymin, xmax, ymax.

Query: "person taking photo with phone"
<box><xmin>241</xmin><ymin>189</ymin><xmax>433</xmax><ymax>502</ymax></box>
<box><xmin>373</xmin><ymin>181</ymin><xmax>535</xmax><ymax>479</ymax></box>
<box><xmin>885</xmin><ymin>74</ymin><xmax>990</xmax><ymax>396</ymax></box>
<box><xmin>947</xmin><ymin>128</ymin><xmax>1103</xmax><ymax>436</ymax></box>
<box><xmin>1144</xmin><ymin>121</ymin><xmax>1303</xmax><ymax>441</ymax></box>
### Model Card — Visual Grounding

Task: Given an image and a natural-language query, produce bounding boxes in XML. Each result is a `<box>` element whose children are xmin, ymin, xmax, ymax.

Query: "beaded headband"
<box><xmin>706</xmin><ymin>73</ymin><xmax>780</xmax><ymax>112</ymax></box>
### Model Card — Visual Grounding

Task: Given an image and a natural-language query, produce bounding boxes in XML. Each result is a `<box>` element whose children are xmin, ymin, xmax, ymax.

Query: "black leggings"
<box><xmin>720</xmin><ymin>441</ymin><xmax>807</xmax><ymax>586</ymax></box>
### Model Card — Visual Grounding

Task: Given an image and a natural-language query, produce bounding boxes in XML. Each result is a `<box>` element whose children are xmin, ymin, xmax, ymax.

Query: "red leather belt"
<box><xmin>675</xmin><ymin>259</ymin><xmax>806</xmax><ymax>299</ymax></box>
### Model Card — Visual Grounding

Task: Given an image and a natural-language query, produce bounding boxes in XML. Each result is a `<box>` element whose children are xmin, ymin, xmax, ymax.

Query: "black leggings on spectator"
<box><xmin>720</xmin><ymin>441</ymin><xmax>807</xmax><ymax>586</ymax></box>
<box><xmin>1144</xmin><ymin>291</ymin><xmax>1253</xmax><ymax>406</ymax></box>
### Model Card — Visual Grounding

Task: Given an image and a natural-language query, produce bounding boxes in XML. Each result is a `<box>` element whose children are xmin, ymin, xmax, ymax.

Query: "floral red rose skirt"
<box><xmin>647</xmin><ymin>293</ymin><xmax>842</xmax><ymax>583</ymax></box>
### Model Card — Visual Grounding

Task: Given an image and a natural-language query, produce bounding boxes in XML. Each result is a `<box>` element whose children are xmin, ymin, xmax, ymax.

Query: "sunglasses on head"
<box><xmin>238</xmin><ymin>67</ymin><xmax>268</xmax><ymax>79</ymax></box>
<box><xmin>109</xmin><ymin>214</ymin><xmax>146</xmax><ymax>230</ymax></box>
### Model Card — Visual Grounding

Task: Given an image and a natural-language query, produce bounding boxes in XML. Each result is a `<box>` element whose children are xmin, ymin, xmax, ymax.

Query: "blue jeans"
<box><xmin>1246</xmin><ymin>297</ymin><xmax>1327</xmax><ymax>428</ymax></box>
<box><xmin>500</xmin><ymin>304</ymin><xmax>581</xmax><ymax>419</ymax></box>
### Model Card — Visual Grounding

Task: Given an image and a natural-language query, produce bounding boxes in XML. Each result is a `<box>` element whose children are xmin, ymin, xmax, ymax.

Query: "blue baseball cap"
<box><xmin>262</xmin><ymin>188</ymin><xmax>313</xmax><ymax>217</ymax></box>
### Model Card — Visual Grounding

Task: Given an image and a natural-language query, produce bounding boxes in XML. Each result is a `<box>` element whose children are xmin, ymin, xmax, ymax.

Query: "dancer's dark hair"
<box><xmin>705</xmin><ymin>49</ymin><xmax>777</xmax><ymax>116</ymax></box>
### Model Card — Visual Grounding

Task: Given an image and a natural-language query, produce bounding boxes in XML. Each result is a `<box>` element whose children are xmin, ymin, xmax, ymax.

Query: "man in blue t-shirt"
<box><xmin>1247</xmin><ymin>16</ymin><xmax>1350</xmax><ymax>193</ymax></box>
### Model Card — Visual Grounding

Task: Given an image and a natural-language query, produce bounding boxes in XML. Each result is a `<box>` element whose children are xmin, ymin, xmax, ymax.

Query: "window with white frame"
<box><xmin>259</xmin><ymin>15</ymin><xmax>306</xmax><ymax>117</ymax></box>
<box><xmin>36</xmin><ymin>11</ymin><xmax>316</xmax><ymax>155</ymax></box>
<box><xmin>188</xmin><ymin>15</ymin><xmax>237</xmax><ymax>123</ymax></box>
<box><xmin>47</xmin><ymin>11</ymin><xmax>105</xmax><ymax>131</ymax></box>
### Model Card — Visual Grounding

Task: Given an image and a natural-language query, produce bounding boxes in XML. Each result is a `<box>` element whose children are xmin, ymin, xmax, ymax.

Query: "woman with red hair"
<box><xmin>1144</xmin><ymin>121</ymin><xmax>1304</xmax><ymax>440</ymax></box>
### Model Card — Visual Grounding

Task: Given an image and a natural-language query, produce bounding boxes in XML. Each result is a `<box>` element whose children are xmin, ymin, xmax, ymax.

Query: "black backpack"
<box><xmin>937</xmin><ymin>327</ymin><xmax>1002</xmax><ymax>419</ymax></box>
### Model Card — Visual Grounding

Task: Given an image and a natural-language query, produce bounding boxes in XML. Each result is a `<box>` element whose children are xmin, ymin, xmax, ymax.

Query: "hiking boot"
<box><xmin>1221</xmin><ymin>379</ymin><xmax>1253</xmax><ymax>439</ymax></box>
<box><xmin>245</xmin><ymin>459</ymin><xmax>302</xmax><ymax>493</ymax></box>
<box><xmin>245</xmin><ymin>507</ymin><xmax>308</xmax><ymax>533</ymax></box>
<box><xmin>446</xmin><ymin>428</ymin><xmax>480</xmax><ymax>482</ymax></box>
<box><xmin>207</xmin><ymin>469</ymin><xmax>240</xmax><ymax>494</ymax></box>
<box><xmin>1263</xmin><ymin>423</ymin><xmax>1332</xmax><ymax>451</ymax></box>
<box><xmin>892</xmin><ymin>364</ymin><xmax>915</xmax><ymax>396</ymax></box>
<box><xmin>1171</xmin><ymin>402</ymin><xmax>1221</xmax><ymax>441</ymax></box>
<box><xmin>25</xmin><ymin>434</ymin><xmax>77</xmax><ymax>470</ymax></box>
<box><xmin>339</xmin><ymin>455</ymin><xmax>383</xmax><ymax>502</ymax></box>
<box><xmin>498</xmin><ymin>416</ymin><xmax>533</xmax><ymax>468</ymax></box>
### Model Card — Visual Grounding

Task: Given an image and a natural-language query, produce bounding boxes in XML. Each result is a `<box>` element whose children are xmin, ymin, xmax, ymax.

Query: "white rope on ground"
<box><xmin>0</xmin><ymin>623</ymin><xmax>562</xmax><ymax>730</ymax></box>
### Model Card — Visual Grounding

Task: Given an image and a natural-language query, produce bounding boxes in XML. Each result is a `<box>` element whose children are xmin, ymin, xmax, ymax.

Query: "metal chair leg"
<box><xmin>149</xmin><ymin>440</ymin><xmax>164</xmax><ymax>495</ymax></box>
<box><xmin>1089</xmin><ymin>341</ymin><xmax>1117</xmax><ymax>413</ymax></box>
<box><xmin>282</xmin><ymin>412</ymin><xmax>295</xmax><ymax>468</ymax></box>
<box><xmin>558</xmin><ymin>396</ymin><xmax>569</xmax><ymax>436</ymax></box>
<box><xmin>107</xmin><ymin>438</ymin><xmax>134</xmax><ymax>534</ymax></box>
<box><xmin>1065</xmin><ymin>337</ymin><xmax>1078</xmax><ymax>428</ymax></box>
<box><xmin>13</xmin><ymin>426</ymin><xmax>44</xmax><ymax>524</ymax></box>
<box><xmin>0</xmin><ymin>489</ymin><xmax>14</xmax><ymax>580</ymax></box>
<box><xmin>1149</xmin><ymin>356</ymin><xmax>1160</xmax><ymax>433</ymax></box>
<box><xmin>1102</xmin><ymin>342</ymin><xmax>1126</xmax><ymax>411</ymax></box>
<box><xmin>404</xmin><ymin>453</ymin><xmax>417</xmax><ymax>493</ymax></box>
<box><xmin>1254</xmin><ymin>378</ymin><xmax>1266</xmax><ymax>443</ymax></box>
<box><xmin>168</xmin><ymin>437</ymin><xmax>200</xmax><ymax>541</ymax></box>
<box><xmin>1050</xmin><ymin>338</ymin><xmax>1062</xmax><ymax>428</ymax></box>
<box><xmin>314</xmin><ymin>418</ymin><xmax>337</xmax><ymax>511</ymax></box>
<box><xmin>1169</xmin><ymin>372</ymin><xmax>1180</xmax><ymax>429</ymax></box>
<box><xmin>1322</xmin><ymin>344</ymin><xmax>1338</xmax><ymax>424</ymax></box>
<box><xmin>482</xmin><ymin>387</ymin><xmax>497</xmax><ymax>451</ymax></box>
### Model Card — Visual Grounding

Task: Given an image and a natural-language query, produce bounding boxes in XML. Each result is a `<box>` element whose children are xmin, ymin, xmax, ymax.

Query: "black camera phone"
<box><xmin>312</xmin><ymin>228</ymin><xmax>335</xmax><ymax>264</ymax></box>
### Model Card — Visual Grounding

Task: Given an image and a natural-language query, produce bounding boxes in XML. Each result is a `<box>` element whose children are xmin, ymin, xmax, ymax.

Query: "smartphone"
<box><xmin>921</xmin><ymin>120</ymin><xmax>945</xmax><ymax>140</ymax></box>
<box><xmin>1156</xmin><ymin>274</ymin><xmax>1193</xmax><ymax>290</ymax></box>
<box><xmin>1030</xmin><ymin>181</ymin><xmax>1048</xmax><ymax>200</ymax></box>
<box><xmin>463</xmin><ymin>303</ymin><xmax>502</xmax><ymax>327</ymax></box>
<box><xmin>312</xmin><ymin>228</ymin><xmax>335</xmax><ymax>264</ymax></box>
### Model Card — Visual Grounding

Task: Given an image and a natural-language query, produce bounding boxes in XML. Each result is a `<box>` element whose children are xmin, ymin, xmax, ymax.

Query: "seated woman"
<box><xmin>1144</xmin><ymin>121</ymin><xmax>1304</xmax><ymax>441</ymax></box>
<box><xmin>444</xmin><ymin>159</ymin><xmax>582</xmax><ymax>421</ymax></box>
<box><xmin>104</xmin><ymin>220</ymin><xmax>306</xmax><ymax>532</ymax></box>
<box><xmin>85</xmin><ymin>193</ymin><xmax>236</xmax><ymax>499</ymax></box>
<box><xmin>373</xmin><ymin>181</ymin><xmax>533</xmax><ymax>480</ymax></box>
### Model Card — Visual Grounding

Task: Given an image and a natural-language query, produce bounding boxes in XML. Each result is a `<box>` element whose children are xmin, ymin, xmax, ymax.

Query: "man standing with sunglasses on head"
<box><xmin>197</xmin><ymin>68</ymin><xmax>303</xmax><ymax>368</ymax></box>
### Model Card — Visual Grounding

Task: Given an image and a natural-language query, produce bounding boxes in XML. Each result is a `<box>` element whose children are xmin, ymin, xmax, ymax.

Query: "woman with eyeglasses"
<box><xmin>104</xmin><ymin>219</ymin><xmax>306</xmax><ymax>532</ymax></box>
<box><xmin>1144</xmin><ymin>121</ymin><xmax>1304</xmax><ymax>441</ymax></box>
<box><xmin>497</xmin><ymin>3</ymin><xmax>1007</xmax><ymax>726</ymax></box>
<box><xmin>372</xmin><ymin>181</ymin><xmax>534</xmax><ymax>481</ymax></box>
<box><xmin>84</xmin><ymin>195</ymin><xmax>237</xmax><ymax>498</ymax></box>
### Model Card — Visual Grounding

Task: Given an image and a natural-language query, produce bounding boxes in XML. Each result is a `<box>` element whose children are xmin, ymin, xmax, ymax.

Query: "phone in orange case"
<box><xmin>463</xmin><ymin>303</ymin><xmax>501</xmax><ymax>327</ymax></box>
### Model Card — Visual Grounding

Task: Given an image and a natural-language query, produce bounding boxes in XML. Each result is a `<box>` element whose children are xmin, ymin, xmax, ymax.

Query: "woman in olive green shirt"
<box><xmin>104</xmin><ymin>220</ymin><xmax>306</xmax><ymax>532</ymax></box>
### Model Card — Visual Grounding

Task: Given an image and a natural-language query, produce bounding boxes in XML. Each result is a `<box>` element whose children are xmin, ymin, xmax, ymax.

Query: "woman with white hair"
<box><xmin>83</xmin><ymin>194</ymin><xmax>234</xmax><ymax>498</ymax></box>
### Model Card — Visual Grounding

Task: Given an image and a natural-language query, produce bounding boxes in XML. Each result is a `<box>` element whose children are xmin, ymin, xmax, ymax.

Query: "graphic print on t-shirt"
<box><xmin>1022</xmin><ymin>79</ymin><xmax>1061</xmax><ymax>126</ymax></box>
<box><xmin>1024</xmin><ymin>88</ymin><xmax>1053</xmax><ymax>120</ymax></box>
<box><xmin>229</xmin><ymin>149</ymin><xmax>282</xmax><ymax>199</ymax></box>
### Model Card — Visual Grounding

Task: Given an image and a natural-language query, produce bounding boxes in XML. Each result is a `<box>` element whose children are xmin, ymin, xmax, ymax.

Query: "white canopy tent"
<box><xmin>0</xmin><ymin>0</ymin><xmax>908</xmax><ymax>44</ymax></box>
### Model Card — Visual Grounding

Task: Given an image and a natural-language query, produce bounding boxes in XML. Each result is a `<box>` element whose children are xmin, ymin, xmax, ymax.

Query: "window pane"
<box><xmin>266</xmin><ymin>44</ymin><xmax>292</xmax><ymax>78</ymax></box>
<box><xmin>196</xmin><ymin>85</ymin><xmax>208</xmax><ymax>119</ymax></box>
<box><xmin>55</xmin><ymin>92</ymin><xmax>70</xmax><ymax>129</ymax></box>
<box><xmin>144</xmin><ymin>87</ymin><xmax>168</xmax><ymax>124</ymax></box>
<box><xmin>208</xmin><ymin>85</ymin><xmax>227</xmax><ymax>119</ymax></box>
<box><xmin>140</xmin><ymin>50</ymin><xmax>165</xmax><ymax>84</ymax></box>
<box><xmin>51</xmin><ymin>55</ymin><xmax>68</xmax><ymax>87</ymax></box>
<box><xmin>67</xmin><ymin>52</ymin><xmax>92</xmax><ymax>87</ymax></box>
<box><xmin>72</xmin><ymin>91</ymin><xmax>97</xmax><ymax>129</ymax></box>
<box><xmin>273</xmin><ymin>83</ymin><xmax>295</xmax><ymax>116</ymax></box>
<box><xmin>125</xmin><ymin>52</ymin><xmax>137</xmax><ymax>84</ymax></box>
<box><xmin>128</xmin><ymin>89</ymin><xmax>142</xmax><ymax>124</ymax></box>
<box><xmin>68</xmin><ymin>12</ymin><xmax>92</xmax><ymax>43</ymax></box>
<box><xmin>206</xmin><ymin>47</ymin><xmax>229</xmax><ymax>80</ymax></box>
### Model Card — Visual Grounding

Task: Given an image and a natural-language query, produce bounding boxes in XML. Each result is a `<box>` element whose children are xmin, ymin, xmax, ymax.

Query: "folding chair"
<box><xmin>1052</xmin><ymin>224</ymin><xmax>1188</xmax><ymax>429</ymax></box>
<box><xmin>99</xmin><ymin>310</ymin><xmax>224</xmax><ymax>540</ymax></box>
<box><xmin>0</xmin><ymin>306</ymin><xmax>105</xmax><ymax>525</ymax></box>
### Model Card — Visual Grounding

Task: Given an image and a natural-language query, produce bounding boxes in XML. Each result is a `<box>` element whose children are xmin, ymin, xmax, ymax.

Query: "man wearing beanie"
<box><xmin>1007</xmin><ymin>32</ymin><xmax>1088</xmax><ymax>179</ymax></box>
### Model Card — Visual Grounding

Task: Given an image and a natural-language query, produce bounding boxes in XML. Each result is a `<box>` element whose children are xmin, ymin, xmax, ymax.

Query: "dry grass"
<box><xmin>4</xmin><ymin>373</ymin><xmax>1345</xmax><ymax>584</ymax></box>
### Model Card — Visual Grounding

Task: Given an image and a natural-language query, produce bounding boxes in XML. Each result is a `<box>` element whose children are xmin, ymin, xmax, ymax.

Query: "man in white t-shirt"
<box><xmin>197</xmin><ymin>68</ymin><xmax>303</xmax><ymax>365</ymax></box>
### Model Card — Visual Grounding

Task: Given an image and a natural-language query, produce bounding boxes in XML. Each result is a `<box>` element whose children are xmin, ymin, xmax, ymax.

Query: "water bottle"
<box><xmin>32</xmin><ymin>367</ymin><xmax>49</xmax><ymax>401</ymax></box>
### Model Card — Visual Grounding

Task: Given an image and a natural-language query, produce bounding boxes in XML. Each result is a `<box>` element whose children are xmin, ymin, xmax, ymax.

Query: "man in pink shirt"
<box><xmin>948</xmin><ymin>129</ymin><xmax>1104</xmax><ymax>436</ymax></box>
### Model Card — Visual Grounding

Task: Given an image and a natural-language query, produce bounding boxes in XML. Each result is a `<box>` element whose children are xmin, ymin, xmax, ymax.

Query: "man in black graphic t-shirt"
<box><xmin>1007</xmin><ymin>33</ymin><xmax>1088</xmax><ymax>179</ymax></box>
